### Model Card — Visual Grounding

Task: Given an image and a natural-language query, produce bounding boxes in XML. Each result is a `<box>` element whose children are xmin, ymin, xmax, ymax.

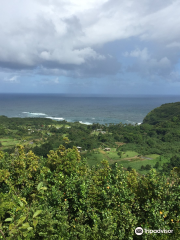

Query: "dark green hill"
<box><xmin>143</xmin><ymin>102</ymin><xmax>180</xmax><ymax>125</ymax></box>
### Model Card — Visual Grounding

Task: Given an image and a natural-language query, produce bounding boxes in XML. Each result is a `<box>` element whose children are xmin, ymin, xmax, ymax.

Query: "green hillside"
<box><xmin>143</xmin><ymin>102</ymin><xmax>180</xmax><ymax>125</ymax></box>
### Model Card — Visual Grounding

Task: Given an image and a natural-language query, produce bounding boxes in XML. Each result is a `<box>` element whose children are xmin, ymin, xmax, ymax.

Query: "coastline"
<box><xmin>0</xmin><ymin>113</ymin><xmax>142</xmax><ymax>126</ymax></box>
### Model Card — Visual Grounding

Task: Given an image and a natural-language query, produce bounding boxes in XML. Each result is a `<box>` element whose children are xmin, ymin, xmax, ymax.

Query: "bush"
<box><xmin>140</xmin><ymin>165</ymin><xmax>145</xmax><ymax>171</ymax></box>
<box><xmin>145</xmin><ymin>164</ymin><xmax>151</xmax><ymax>170</ymax></box>
<box><xmin>127</xmin><ymin>166</ymin><xmax>132</xmax><ymax>171</ymax></box>
<box><xmin>0</xmin><ymin>145</ymin><xmax>180</xmax><ymax>239</ymax></box>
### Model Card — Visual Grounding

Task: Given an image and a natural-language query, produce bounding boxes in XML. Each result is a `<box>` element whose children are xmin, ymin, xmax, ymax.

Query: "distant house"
<box><xmin>101</xmin><ymin>131</ymin><xmax>106</xmax><ymax>134</ymax></box>
<box><xmin>77</xmin><ymin>146</ymin><xmax>82</xmax><ymax>152</ymax></box>
<box><xmin>104</xmin><ymin>148</ymin><xmax>111</xmax><ymax>151</ymax></box>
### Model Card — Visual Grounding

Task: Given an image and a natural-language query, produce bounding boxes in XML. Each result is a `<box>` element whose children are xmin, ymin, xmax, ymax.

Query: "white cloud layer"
<box><xmin>0</xmin><ymin>0</ymin><xmax>180</xmax><ymax>82</ymax></box>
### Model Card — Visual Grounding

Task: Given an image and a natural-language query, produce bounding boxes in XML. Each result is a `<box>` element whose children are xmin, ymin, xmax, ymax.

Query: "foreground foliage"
<box><xmin>0</xmin><ymin>144</ymin><xmax>180</xmax><ymax>240</ymax></box>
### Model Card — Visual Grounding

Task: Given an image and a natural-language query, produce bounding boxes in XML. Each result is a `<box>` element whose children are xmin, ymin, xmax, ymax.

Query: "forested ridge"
<box><xmin>0</xmin><ymin>103</ymin><xmax>180</xmax><ymax>239</ymax></box>
<box><xmin>143</xmin><ymin>102</ymin><xmax>180</xmax><ymax>125</ymax></box>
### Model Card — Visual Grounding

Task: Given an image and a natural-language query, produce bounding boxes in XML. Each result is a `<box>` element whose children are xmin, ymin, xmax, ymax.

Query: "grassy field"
<box><xmin>0</xmin><ymin>133</ymin><xmax>171</xmax><ymax>175</ymax></box>
<box><xmin>0</xmin><ymin>137</ymin><xmax>45</xmax><ymax>150</ymax></box>
<box><xmin>119</xmin><ymin>159</ymin><xmax>157</xmax><ymax>173</ymax></box>
<box><xmin>82</xmin><ymin>150</ymin><xmax>105</xmax><ymax>167</ymax></box>
<box><xmin>118</xmin><ymin>156</ymin><xmax>170</xmax><ymax>174</ymax></box>
<box><xmin>83</xmin><ymin>147</ymin><xmax>169</xmax><ymax>174</ymax></box>
<box><xmin>91</xmin><ymin>131</ymin><xmax>100</xmax><ymax>136</ymax></box>
<box><xmin>143</xmin><ymin>154</ymin><xmax>159</xmax><ymax>159</ymax></box>
<box><xmin>0</xmin><ymin>138</ymin><xmax>20</xmax><ymax>146</ymax></box>
<box><xmin>48</xmin><ymin>124</ymin><xmax>71</xmax><ymax>128</ymax></box>
<box><xmin>121</xmin><ymin>150</ymin><xmax>139</xmax><ymax>158</ymax></box>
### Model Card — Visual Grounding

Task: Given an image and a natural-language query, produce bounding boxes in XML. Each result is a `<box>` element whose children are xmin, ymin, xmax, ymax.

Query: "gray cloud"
<box><xmin>0</xmin><ymin>0</ymin><xmax>180</xmax><ymax>82</ymax></box>
<box><xmin>38</xmin><ymin>55</ymin><xmax>121</xmax><ymax>78</ymax></box>
<box><xmin>127</xmin><ymin>56</ymin><xmax>172</xmax><ymax>77</ymax></box>
<box><xmin>124</xmin><ymin>42</ymin><xmax>180</xmax><ymax>80</ymax></box>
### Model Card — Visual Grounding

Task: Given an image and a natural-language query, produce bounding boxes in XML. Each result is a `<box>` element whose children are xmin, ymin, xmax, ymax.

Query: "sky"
<box><xmin>0</xmin><ymin>0</ymin><xmax>180</xmax><ymax>95</ymax></box>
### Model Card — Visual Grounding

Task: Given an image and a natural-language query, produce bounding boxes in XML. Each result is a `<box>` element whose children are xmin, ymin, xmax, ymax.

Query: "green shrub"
<box><xmin>0</xmin><ymin>146</ymin><xmax>180</xmax><ymax>239</ymax></box>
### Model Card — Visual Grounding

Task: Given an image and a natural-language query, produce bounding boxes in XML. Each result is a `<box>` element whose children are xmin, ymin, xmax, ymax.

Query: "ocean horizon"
<box><xmin>0</xmin><ymin>93</ymin><xmax>180</xmax><ymax>125</ymax></box>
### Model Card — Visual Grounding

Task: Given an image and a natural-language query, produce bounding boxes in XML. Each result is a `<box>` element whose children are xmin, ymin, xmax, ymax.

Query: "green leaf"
<box><xmin>21</xmin><ymin>222</ymin><xmax>30</xmax><ymax>229</ymax></box>
<box><xmin>23</xmin><ymin>233</ymin><xmax>27</xmax><ymax>237</ymax></box>
<box><xmin>33</xmin><ymin>210</ymin><xmax>42</xmax><ymax>218</ymax></box>
<box><xmin>17</xmin><ymin>216</ymin><xmax>26</xmax><ymax>226</ymax></box>
<box><xmin>33</xmin><ymin>219</ymin><xmax>38</xmax><ymax>228</ymax></box>
<box><xmin>18</xmin><ymin>200</ymin><xmax>23</xmax><ymax>207</ymax></box>
<box><xmin>37</xmin><ymin>182</ymin><xmax>43</xmax><ymax>191</ymax></box>
<box><xmin>5</xmin><ymin>218</ymin><xmax>13</xmax><ymax>222</ymax></box>
<box><xmin>9</xmin><ymin>224</ymin><xmax>14</xmax><ymax>230</ymax></box>
<box><xmin>27</xmin><ymin>227</ymin><xmax>33</xmax><ymax>231</ymax></box>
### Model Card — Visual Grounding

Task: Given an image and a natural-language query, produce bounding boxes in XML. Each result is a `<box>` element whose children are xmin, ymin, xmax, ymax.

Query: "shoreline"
<box><xmin>0</xmin><ymin>114</ymin><xmax>142</xmax><ymax>126</ymax></box>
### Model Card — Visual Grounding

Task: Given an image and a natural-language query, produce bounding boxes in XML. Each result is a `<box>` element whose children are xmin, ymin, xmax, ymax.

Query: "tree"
<box><xmin>145</xmin><ymin>164</ymin><xmax>151</xmax><ymax>170</ymax></box>
<box><xmin>127</xmin><ymin>166</ymin><xmax>132</xmax><ymax>171</ymax></box>
<box><xmin>33</xmin><ymin>142</ymin><xmax>53</xmax><ymax>158</ymax></box>
<box><xmin>117</xmin><ymin>151</ymin><xmax>122</xmax><ymax>158</ymax></box>
<box><xmin>154</xmin><ymin>161</ymin><xmax>160</xmax><ymax>169</ymax></box>
<box><xmin>140</xmin><ymin>165</ymin><xmax>145</xmax><ymax>171</ymax></box>
<box><xmin>0</xmin><ymin>146</ymin><xmax>180</xmax><ymax>238</ymax></box>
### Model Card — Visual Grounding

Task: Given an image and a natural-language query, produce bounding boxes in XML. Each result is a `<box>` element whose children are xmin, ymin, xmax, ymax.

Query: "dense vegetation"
<box><xmin>143</xmin><ymin>102</ymin><xmax>180</xmax><ymax>125</ymax></box>
<box><xmin>0</xmin><ymin>145</ymin><xmax>180</xmax><ymax>239</ymax></box>
<box><xmin>1</xmin><ymin>102</ymin><xmax>180</xmax><ymax>239</ymax></box>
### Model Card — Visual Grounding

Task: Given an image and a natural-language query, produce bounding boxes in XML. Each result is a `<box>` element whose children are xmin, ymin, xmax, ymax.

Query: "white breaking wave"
<box><xmin>46</xmin><ymin>117</ymin><xmax>64</xmax><ymax>121</ymax></box>
<box><xmin>79</xmin><ymin>121</ymin><xmax>92</xmax><ymax>125</ymax></box>
<box><xmin>22</xmin><ymin>112</ymin><xmax>47</xmax><ymax>116</ymax></box>
<box><xmin>126</xmin><ymin>120</ymin><xmax>136</xmax><ymax>124</ymax></box>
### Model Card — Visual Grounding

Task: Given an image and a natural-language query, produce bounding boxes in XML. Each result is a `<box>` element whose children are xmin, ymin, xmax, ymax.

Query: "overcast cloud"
<box><xmin>0</xmin><ymin>0</ymin><xmax>180</xmax><ymax>94</ymax></box>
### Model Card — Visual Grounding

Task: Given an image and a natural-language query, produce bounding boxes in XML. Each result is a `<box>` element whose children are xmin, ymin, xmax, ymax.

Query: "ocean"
<box><xmin>0</xmin><ymin>93</ymin><xmax>180</xmax><ymax>125</ymax></box>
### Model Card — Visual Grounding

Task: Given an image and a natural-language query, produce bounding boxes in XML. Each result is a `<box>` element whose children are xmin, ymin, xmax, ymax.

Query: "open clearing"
<box><xmin>84</xmin><ymin>147</ymin><xmax>163</xmax><ymax>174</ymax></box>
<box><xmin>0</xmin><ymin>138</ymin><xmax>20</xmax><ymax>146</ymax></box>
<box><xmin>48</xmin><ymin>124</ymin><xmax>71</xmax><ymax>128</ymax></box>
